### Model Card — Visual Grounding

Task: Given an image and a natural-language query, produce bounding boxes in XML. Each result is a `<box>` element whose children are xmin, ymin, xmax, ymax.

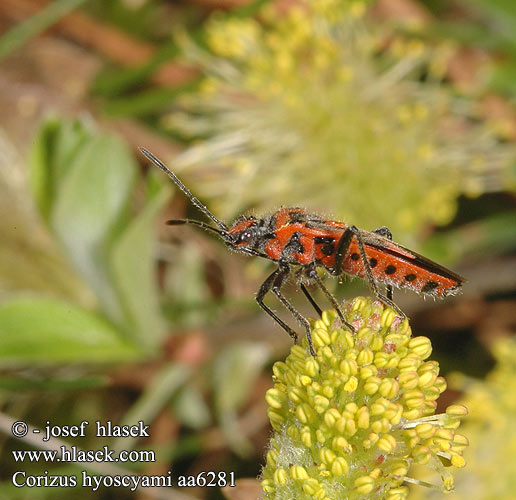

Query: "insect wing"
<box><xmin>359</xmin><ymin>230</ymin><xmax>466</xmax><ymax>296</ymax></box>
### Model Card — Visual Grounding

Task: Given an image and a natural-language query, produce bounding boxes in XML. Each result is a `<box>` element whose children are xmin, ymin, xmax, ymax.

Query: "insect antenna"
<box><xmin>166</xmin><ymin>219</ymin><xmax>228</xmax><ymax>238</ymax></box>
<box><xmin>139</xmin><ymin>147</ymin><xmax>229</xmax><ymax>233</ymax></box>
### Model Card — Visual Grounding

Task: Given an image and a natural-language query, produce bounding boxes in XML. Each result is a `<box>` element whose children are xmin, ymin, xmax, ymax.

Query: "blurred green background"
<box><xmin>0</xmin><ymin>0</ymin><xmax>515</xmax><ymax>499</ymax></box>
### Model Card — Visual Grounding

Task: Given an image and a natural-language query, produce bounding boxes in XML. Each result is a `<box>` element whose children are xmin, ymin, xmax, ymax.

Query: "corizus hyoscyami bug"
<box><xmin>141</xmin><ymin>147</ymin><xmax>465</xmax><ymax>356</ymax></box>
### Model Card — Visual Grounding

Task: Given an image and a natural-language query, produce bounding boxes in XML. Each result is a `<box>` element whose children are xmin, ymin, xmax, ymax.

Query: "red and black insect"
<box><xmin>141</xmin><ymin>148</ymin><xmax>465</xmax><ymax>356</ymax></box>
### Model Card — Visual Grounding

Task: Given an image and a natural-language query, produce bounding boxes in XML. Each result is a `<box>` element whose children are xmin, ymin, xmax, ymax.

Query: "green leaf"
<box><xmin>109</xmin><ymin>172</ymin><xmax>170</xmax><ymax>349</ymax></box>
<box><xmin>92</xmin><ymin>41</ymin><xmax>180</xmax><ymax>97</ymax></box>
<box><xmin>0</xmin><ymin>297</ymin><xmax>140</xmax><ymax>366</ymax></box>
<box><xmin>0</xmin><ymin>0</ymin><xmax>86</xmax><ymax>62</ymax></box>
<box><xmin>29</xmin><ymin>118</ymin><xmax>93</xmax><ymax>220</ymax></box>
<box><xmin>49</xmin><ymin>134</ymin><xmax>137</xmax><ymax>326</ymax></box>
<box><xmin>172</xmin><ymin>384</ymin><xmax>211</xmax><ymax>429</ymax></box>
<box><xmin>212</xmin><ymin>342</ymin><xmax>270</xmax><ymax>456</ymax></box>
<box><xmin>102</xmin><ymin>79</ymin><xmax>202</xmax><ymax>117</ymax></box>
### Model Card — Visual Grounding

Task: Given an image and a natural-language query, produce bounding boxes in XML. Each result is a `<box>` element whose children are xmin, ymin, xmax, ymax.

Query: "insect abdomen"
<box><xmin>341</xmin><ymin>244</ymin><xmax>463</xmax><ymax>297</ymax></box>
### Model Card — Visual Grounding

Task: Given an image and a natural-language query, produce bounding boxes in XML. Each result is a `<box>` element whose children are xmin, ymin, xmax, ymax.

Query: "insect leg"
<box><xmin>373</xmin><ymin>226</ymin><xmax>394</xmax><ymax>301</ymax></box>
<box><xmin>304</xmin><ymin>264</ymin><xmax>355</xmax><ymax>332</ymax></box>
<box><xmin>299</xmin><ymin>283</ymin><xmax>323</xmax><ymax>318</ymax></box>
<box><xmin>256</xmin><ymin>269</ymin><xmax>299</xmax><ymax>344</ymax></box>
<box><xmin>272</xmin><ymin>262</ymin><xmax>316</xmax><ymax>356</ymax></box>
<box><xmin>348</xmin><ymin>226</ymin><xmax>404</xmax><ymax>317</ymax></box>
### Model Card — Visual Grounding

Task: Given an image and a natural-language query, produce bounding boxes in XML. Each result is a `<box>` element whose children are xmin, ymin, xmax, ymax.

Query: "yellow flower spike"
<box><xmin>267</xmin><ymin>409</ymin><xmax>285</xmax><ymax>429</ymax></box>
<box><xmin>273</xmin><ymin>468</ymin><xmax>288</xmax><ymax>485</ymax></box>
<box><xmin>379</xmin><ymin>378</ymin><xmax>400</xmax><ymax>399</ymax></box>
<box><xmin>321</xmin><ymin>309</ymin><xmax>336</xmax><ymax>326</ymax></box>
<box><xmin>354</xmin><ymin>475</ymin><xmax>375</xmax><ymax>494</ymax></box>
<box><xmin>403</xmin><ymin>389</ymin><xmax>425</xmax><ymax>408</ymax></box>
<box><xmin>417</xmin><ymin>370</ymin><xmax>437</xmax><ymax>388</ymax></box>
<box><xmin>265</xmin><ymin>388</ymin><xmax>286</xmax><ymax>409</ymax></box>
<box><xmin>313</xmin><ymin>319</ymin><xmax>326</xmax><ymax>330</ymax></box>
<box><xmin>413</xmin><ymin>445</ymin><xmax>432</xmax><ymax>465</ymax></box>
<box><xmin>287</xmin><ymin>425</ymin><xmax>299</xmax><ymax>440</ymax></box>
<box><xmin>444</xmin><ymin>420</ymin><xmax>461</xmax><ymax>431</ymax></box>
<box><xmin>320</xmin><ymin>447</ymin><xmax>336</xmax><ymax>466</ymax></box>
<box><xmin>451</xmin><ymin>433</ymin><xmax>469</xmax><ymax>451</ymax></box>
<box><xmin>297</xmin><ymin>403</ymin><xmax>317</xmax><ymax>424</ymax></box>
<box><xmin>390</xmin><ymin>461</ymin><xmax>409</xmax><ymax>477</ymax></box>
<box><xmin>288</xmin><ymin>386</ymin><xmax>307</xmax><ymax>404</ymax></box>
<box><xmin>357</xmin><ymin>348</ymin><xmax>374</xmax><ymax>366</ymax></box>
<box><xmin>321</xmin><ymin>385</ymin><xmax>334</xmax><ymax>398</ymax></box>
<box><xmin>446</xmin><ymin>404</ymin><xmax>468</xmax><ymax>417</ymax></box>
<box><xmin>260</xmin><ymin>479</ymin><xmax>275</xmax><ymax>494</ymax></box>
<box><xmin>371</xmin><ymin>397</ymin><xmax>390</xmax><ymax>416</ymax></box>
<box><xmin>340</xmin><ymin>358</ymin><xmax>358</xmax><ymax>376</ymax></box>
<box><xmin>398</xmin><ymin>356</ymin><xmax>421</xmax><ymax>372</ymax></box>
<box><xmin>314</xmin><ymin>395</ymin><xmax>330</xmax><ymax>414</ymax></box>
<box><xmin>290</xmin><ymin>465</ymin><xmax>309</xmax><ymax>480</ymax></box>
<box><xmin>266</xmin><ymin>449</ymin><xmax>278</xmax><ymax>467</ymax></box>
<box><xmin>291</xmin><ymin>359</ymin><xmax>306</xmax><ymax>375</ymax></box>
<box><xmin>262</xmin><ymin>300</ymin><xmax>468</xmax><ymax>500</ymax></box>
<box><xmin>305</xmin><ymin>357</ymin><xmax>320</xmax><ymax>377</ymax></box>
<box><xmin>435</xmin><ymin>428</ymin><xmax>454</xmax><ymax>441</ymax></box>
<box><xmin>343</xmin><ymin>376</ymin><xmax>359</xmax><ymax>392</ymax></box>
<box><xmin>332</xmin><ymin>436</ymin><xmax>352</xmax><ymax>454</ymax></box>
<box><xmin>423</xmin><ymin>386</ymin><xmax>441</xmax><ymax>401</ymax></box>
<box><xmin>331</xmin><ymin>456</ymin><xmax>349</xmax><ymax>476</ymax></box>
<box><xmin>450</xmin><ymin>454</ymin><xmax>466</xmax><ymax>468</ymax></box>
<box><xmin>316</xmin><ymin>428</ymin><xmax>327</xmax><ymax>444</ymax></box>
<box><xmin>374</xmin><ymin>351</ymin><xmax>390</xmax><ymax>368</ymax></box>
<box><xmin>364</xmin><ymin>376</ymin><xmax>381</xmax><ymax>394</ymax></box>
<box><xmin>415</xmin><ymin>423</ymin><xmax>436</xmax><ymax>440</ymax></box>
<box><xmin>435</xmin><ymin>438</ymin><xmax>452</xmax><ymax>452</ymax></box>
<box><xmin>409</xmin><ymin>337</ymin><xmax>433</xmax><ymax>359</ymax></box>
<box><xmin>311</xmin><ymin>381</ymin><xmax>322</xmax><ymax>393</ymax></box>
<box><xmin>434</xmin><ymin>376</ymin><xmax>448</xmax><ymax>393</ymax></box>
<box><xmin>344</xmin><ymin>418</ymin><xmax>357</xmax><ymax>436</ymax></box>
<box><xmin>360</xmin><ymin>365</ymin><xmax>378</xmax><ymax>379</ymax></box>
<box><xmin>357</xmin><ymin>406</ymin><xmax>370</xmax><ymax>429</ymax></box>
<box><xmin>370</xmin><ymin>468</ymin><xmax>382</xmax><ymax>479</ymax></box>
<box><xmin>323</xmin><ymin>408</ymin><xmax>341</xmax><ymax>427</ymax></box>
<box><xmin>344</xmin><ymin>348</ymin><xmax>359</xmax><ymax>360</ymax></box>
<box><xmin>371</xmin><ymin>335</ymin><xmax>385</xmax><ymax>351</ymax></box>
<box><xmin>357</xmin><ymin>326</ymin><xmax>372</xmax><ymax>340</ymax></box>
<box><xmin>381</xmin><ymin>307</ymin><xmax>397</xmax><ymax>327</ymax></box>
<box><xmin>345</xmin><ymin>402</ymin><xmax>358</xmax><ymax>414</ymax></box>
<box><xmin>377</xmin><ymin>434</ymin><xmax>398</xmax><ymax>453</ymax></box>
<box><xmin>301</xmin><ymin>426</ymin><xmax>313</xmax><ymax>447</ymax></box>
<box><xmin>290</xmin><ymin>345</ymin><xmax>308</xmax><ymax>361</ymax></box>
<box><xmin>371</xmin><ymin>420</ymin><xmax>384</xmax><ymax>434</ymax></box>
<box><xmin>272</xmin><ymin>361</ymin><xmax>288</xmax><ymax>381</ymax></box>
<box><xmin>403</xmin><ymin>408</ymin><xmax>422</xmax><ymax>420</ymax></box>
<box><xmin>320</xmin><ymin>346</ymin><xmax>333</xmax><ymax>360</ymax></box>
<box><xmin>384</xmin><ymin>404</ymin><xmax>403</xmax><ymax>425</ymax></box>
<box><xmin>312</xmin><ymin>327</ymin><xmax>331</xmax><ymax>347</ymax></box>
<box><xmin>302</xmin><ymin>478</ymin><xmax>321</xmax><ymax>495</ymax></box>
<box><xmin>386</xmin><ymin>486</ymin><xmax>409</xmax><ymax>500</ymax></box>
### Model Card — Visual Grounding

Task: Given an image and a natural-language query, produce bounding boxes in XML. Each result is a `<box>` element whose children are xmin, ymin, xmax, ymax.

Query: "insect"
<box><xmin>141</xmin><ymin>147</ymin><xmax>465</xmax><ymax>356</ymax></box>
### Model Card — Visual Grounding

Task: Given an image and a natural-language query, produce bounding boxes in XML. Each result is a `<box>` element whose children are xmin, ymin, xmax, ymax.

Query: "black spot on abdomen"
<box><xmin>385</xmin><ymin>265</ymin><xmax>396</xmax><ymax>275</ymax></box>
<box><xmin>321</xmin><ymin>243</ymin><xmax>335</xmax><ymax>256</ymax></box>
